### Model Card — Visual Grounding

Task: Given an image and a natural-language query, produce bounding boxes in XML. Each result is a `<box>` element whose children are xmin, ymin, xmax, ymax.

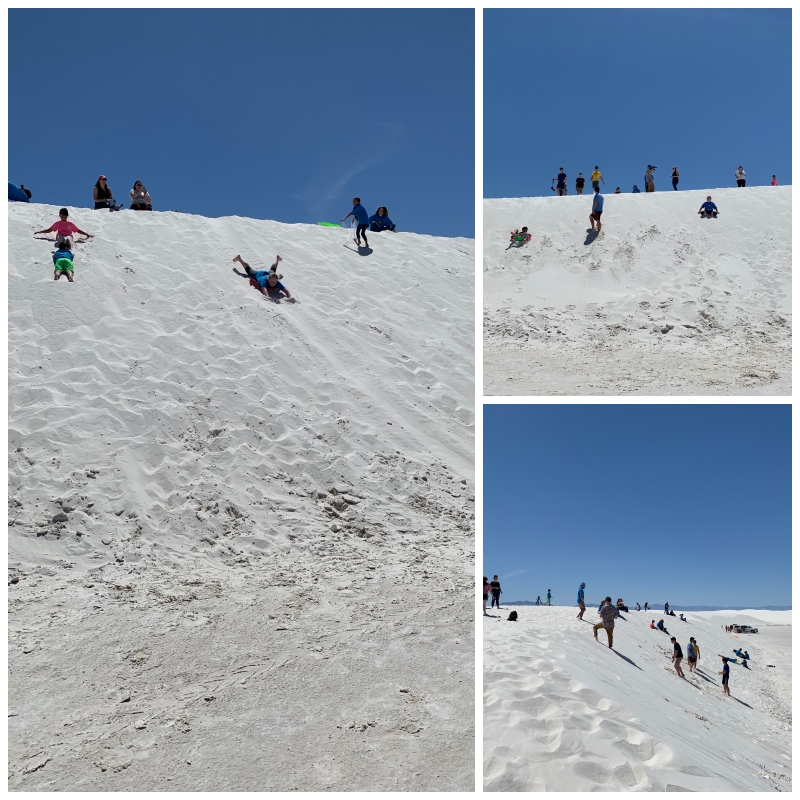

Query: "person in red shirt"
<box><xmin>34</xmin><ymin>208</ymin><xmax>93</xmax><ymax>248</ymax></box>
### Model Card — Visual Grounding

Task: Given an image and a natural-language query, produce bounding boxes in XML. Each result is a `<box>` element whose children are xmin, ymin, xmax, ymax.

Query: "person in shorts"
<box><xmin>554</xmin><ymin>168</ymin><xmax>567</xmax><ymax>196</ymax></box>
<box><xmin>342</xmin><ymin>197</ymin><xmax>370</xmax><ymax>248</ymax></box>
<box><xmin>593</xmin><ymin>597</ymin><xmax>616</xmax><ymax>647</ymax></box>
<box><xmin>232</xmin><ymin>253</ymin><xmax>292</xmax><ymax>299</ymax></box>
<box><xmin>670</xmin><ymin>637</ymin><xmax>685</xmax><ymax>678</ymax></box>
<box><xmin>590</xmin><ymin>186</ymin><xmax>604</xmax><ymax>231</ymax></box>
<box><xmin>719</xmin><ymin>656</ymin><xmax>731</xmax><ymax>696</ymax></box>
<box><xmin>686</xmin><ymin>639</ymin><xmax>697</xmax><ymax>672</ymax></box>
<box><xmin>52</xmin><ymin>241</ymin><xmax>75</xmax><ymax>282</ymax></box>
<box><xmin>575</xmin><ymin>173</ymin><xmax>586</xmax><ymax>195</ymax></box>
<box><xmin>577</xmin><ymin>582</ymin><xmax>586</xmax><ymax>619</ymax></box>
<box><xmin>590</xmin><ymin>166</ymin><xmax>604</xmax><ymax>191</ymax></box>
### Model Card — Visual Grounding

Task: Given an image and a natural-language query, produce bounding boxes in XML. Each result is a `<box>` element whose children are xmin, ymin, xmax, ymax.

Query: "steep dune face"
<box><xmin>8</xmin><ymin>204</ymin><xmax>475</xmax><ymax>791</ymax></box>
<box><xmin>484</xmin><ymin>607</ymin><xmax>792</xmax><ymax>792</ymax></box>
<box><xmin>484</xmin><ymin>187</ymin><xmax>791</xmax><ymax>395</ymax></box>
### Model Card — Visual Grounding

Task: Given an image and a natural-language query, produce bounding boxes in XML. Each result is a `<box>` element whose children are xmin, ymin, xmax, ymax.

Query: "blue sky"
<box><xmin>9</xmin><ymin>9</ymin><xmax>474</xmax><ymax>238</ymax></box>
<box><xmin>484</xmin><ymin>9</ymin><xmax>791</xmax><ymax>197</ymax></box>
<box><xmin>484</xmin><ymin>405</ymin><xmax>791</xmax><ymax>608</ymax></box>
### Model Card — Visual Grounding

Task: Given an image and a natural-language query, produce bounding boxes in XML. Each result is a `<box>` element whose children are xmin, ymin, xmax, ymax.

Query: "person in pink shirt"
<box><xmin>34</xmin><ymin>208</ymin><xmax>93</xmax><ymax>248</ymax></box>
<box><xmin>771</xmin><ymin>175</ymin><xmax>778</xmax><ymax>186</ymax></box>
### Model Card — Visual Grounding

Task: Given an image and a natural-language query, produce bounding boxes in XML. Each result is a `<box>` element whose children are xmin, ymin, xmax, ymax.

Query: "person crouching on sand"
<box><xmin>670</xmin><ymin>637</ymin><xmax>685</xmax><ymax>678</ymax></box>
<box><xmin>593</xmin><ymin>597</ymin><xmax>616</xmax><ymax>648</ymax></box>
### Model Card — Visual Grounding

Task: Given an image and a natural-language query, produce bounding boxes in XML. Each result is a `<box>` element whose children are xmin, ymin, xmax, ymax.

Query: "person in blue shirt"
<box><xmin>368</xmin><ymin>206</ymin><xmax>396</xmax><ymax>232</ymax></box>
<box><xmin>342</xmin><ymin>197</ymin><xmax>370</xmax><ymax>247</ymax></box>
<box><xmin>698</xmin><ymin>196</ymin><xmax>719</xmax><ymax>218</ymax></box>
<box><xmin>719</xmin><ymin>656</ymin><xmax>731</xmax><ymax>696</ymax></box>
<box><xmin>632</xmin><ymin>185</ymin><xmax>641</xmax><ymax>193</ymax></box>
<box><xmin>52</xmin><ymin>242</ymin><xmax>75</xmax><ymax>282</ymax></box>
<box><xmin>590</xmin><ymin>186</ymin><xmax>604</xmax><ymax>232</ymax></box>
<box><xmin>232</xmin><ymin>253</ymin><xmax>293</xmax><ymax>300</ymax></box>
<box><xmin>577</xmin><ymin>582</ymin><xmax>586</xmax><ymax>619</ymax></box>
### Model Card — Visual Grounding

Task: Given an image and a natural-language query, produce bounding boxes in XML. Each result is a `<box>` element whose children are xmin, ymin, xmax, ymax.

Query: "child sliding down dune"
<box><xmin>232</xmin><ymin>254</ymin><xmax>293</xmax><ymax>301</ymax></box>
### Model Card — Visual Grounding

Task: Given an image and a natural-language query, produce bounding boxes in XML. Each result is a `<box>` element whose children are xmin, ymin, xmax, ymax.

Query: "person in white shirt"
<box><xmin>734</xmin><ymin>166</ymin><xmax>746</xmax><ymax>187</ymax></box>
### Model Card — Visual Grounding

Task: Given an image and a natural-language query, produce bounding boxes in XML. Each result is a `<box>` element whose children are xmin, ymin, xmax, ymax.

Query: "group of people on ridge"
<box><xmin>92</xmin><ymin>175</ymin><xmax>153</xmax><ymax>211</ymax></box>
<box><xmin>341</xmin><ymin>197</ymin><xmax>397</xmax><ymax>248</ymax></box>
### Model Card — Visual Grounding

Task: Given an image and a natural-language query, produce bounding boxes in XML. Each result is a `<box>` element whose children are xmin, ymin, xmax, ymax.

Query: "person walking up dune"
<box><xmin>734</xmin><ymin>166</ymin><xmax>746</xmax><ymax>187</ymax></box>
<box><xmin>577</xmin><ymin>582</ymin><xmax>586</xmax><ymax>619</ymax></box>
<box><xmin>671</xmin><ymin>637</ymin><xmax>685</xmax><ymax>678</ymax></box>
<box><xmin>593</xmin><ymin>597</ymin><xmax>616</xmax><ymax>648</ymax></box>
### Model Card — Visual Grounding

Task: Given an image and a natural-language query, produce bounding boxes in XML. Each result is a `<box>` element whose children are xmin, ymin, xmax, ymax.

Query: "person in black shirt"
<box><xmin>490</xmin><ymin>575</ymin><xmax>502</xmax><ymax>609</ymax></box>
<box><xmin>575</xmin><ymin>173</ymin><xmax>585</xmax><ymax>195</ymax></box>
<box><xmin>670</xmin><ymin>637</ymin><xmax>685</xmax><ymax>678</ymax></box>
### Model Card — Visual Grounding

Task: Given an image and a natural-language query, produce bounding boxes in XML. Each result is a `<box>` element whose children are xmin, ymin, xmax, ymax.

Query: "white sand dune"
<box><xmin>484</xmin><ymin>606</ymin><xmax>791</xmax><ymax>791</ymax></box>
<box><xmin>8</xmin><ymin>203</ymin><xmax>475</xmax><ymax>791</ymax></box>
<box><xmin>484</xmin><ymin>187</ymin><xmax>791</xmax><ymax>395</ymax></box>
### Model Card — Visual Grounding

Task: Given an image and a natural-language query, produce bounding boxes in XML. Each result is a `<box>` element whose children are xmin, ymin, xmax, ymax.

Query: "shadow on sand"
<box><xmin>611</xmin><ymin>649</ymin><xmax>643</xmax><ymax>670</ymax></box>
<box><xmin>583</xmin><ymin>230</ymin><xmax>600</xmax><ymax>245</ymax></box>
<box><xmin>343</xmin><ymin>245</ymin><xmax>373</xmax><ymax>256</ymax></box>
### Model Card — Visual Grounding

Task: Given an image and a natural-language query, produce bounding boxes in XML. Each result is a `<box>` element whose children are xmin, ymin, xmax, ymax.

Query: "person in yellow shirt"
<box><xmin>591</xmin><ymin>166</ymin><xmax>605</xmax><ymax>191</ymax></box>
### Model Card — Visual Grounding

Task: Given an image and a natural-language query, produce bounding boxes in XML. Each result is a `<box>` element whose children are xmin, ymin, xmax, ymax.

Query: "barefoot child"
<box><xmin>34</xmin><ymin>208</ymin><xmax>93</xmax><ymax>248</ymax></box>
<box><xmin>342</xmin><ymin>197</ymin><xmax>370</xmax><ymax>248</ymax></box>
<box><xmin>232</xmin><ymin>254</ymin><xmax>292</xmax><ymax>300</ymax></box>
<box><xmin>52</xmin><ymin>241</ymin><xmax>75</xmax><ymax>282</ymax></box>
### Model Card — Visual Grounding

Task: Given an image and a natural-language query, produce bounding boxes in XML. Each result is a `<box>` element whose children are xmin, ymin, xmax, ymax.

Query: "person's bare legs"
<box><xmin>66</xmin><ymin>271</ymin><xmax>74</xmax><ymax>283</ymax></box>
<box><xmin>675</xmin><ymin>661</ymin><xmax>685</xmax><ymax>678</ymax></box>
<box><xmin>54</xmin><ymin>271</ymin><xmax>62</xmax><ymax>281</ymax></box>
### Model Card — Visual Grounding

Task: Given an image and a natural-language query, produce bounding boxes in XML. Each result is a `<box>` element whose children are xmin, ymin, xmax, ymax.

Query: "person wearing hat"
<box><xmin>734</xmin><ymin>166</ymin><xmax>746</xmax><ymax>187</ymax></box>
<box><xmin>576</xmin><ymin>582</ymin><xmax>587</xmax><ymax>619</ymax></box>
<box><xmin>593</xmin><ymin>597</ymin><xmax>616</xmax><ymax>647</ymax></box>
<box><xmin>671</xmin><ymin>166</ymin><xmax>680</xmax><ymax>190</ymax></box>
<box><xmin>93</xmin><ymin>175</ymin><xmax>117</xmax><ymax>210</ymax></box>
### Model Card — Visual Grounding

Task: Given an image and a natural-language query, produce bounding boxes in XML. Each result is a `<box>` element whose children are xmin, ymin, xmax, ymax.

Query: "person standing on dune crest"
<box><xmin>593</xmin><ymin>597</ymin><xmax>616</xmax><ymax>648</ymax></box>
<box><xmin>576</xmin><ymin>582</ymin><xmax>586</xmax><ymax>619</ymax></box>
<box><xmin>483</xmin><ymin>577</ymin><xmax>490</xmax><ymax>616</ymax></box>
<box><xmin>490</xmin><ymin>575</ymin><xmax>502</xmax><ymax>609</ymax></box>
<box><xmin>342</xmin><ymin>197</ymin><xmax>370</xmax><ymax>248</ymax></box>
<box><xmin>589</xmin><ymin>186</ymin><xmax>604</xmax><ymax>232</ymax></box>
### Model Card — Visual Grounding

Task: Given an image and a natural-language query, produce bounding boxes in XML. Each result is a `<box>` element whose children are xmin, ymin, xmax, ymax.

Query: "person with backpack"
<box><xmin>575</xmin><ymin>173</ymin><xmax>586</xmax><ymax>195</ymax></box>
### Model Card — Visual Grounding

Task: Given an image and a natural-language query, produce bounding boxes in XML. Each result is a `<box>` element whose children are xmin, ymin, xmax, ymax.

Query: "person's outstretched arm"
<box><xmin>341</xmin><ymin>210</ymin><xmax>354</xmax><ymax>222</ymax></box>
<box><xmin>75</xmin><ymin>227</ymin><xmax>93</xmax><ymax>238</ymax></box>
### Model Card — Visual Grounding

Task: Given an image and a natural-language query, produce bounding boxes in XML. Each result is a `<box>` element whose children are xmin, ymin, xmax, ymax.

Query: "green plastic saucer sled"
<box><xmin>317</xmin><ymin>222</ymin><xmax>342</xmax><ymax>227</ymax></box>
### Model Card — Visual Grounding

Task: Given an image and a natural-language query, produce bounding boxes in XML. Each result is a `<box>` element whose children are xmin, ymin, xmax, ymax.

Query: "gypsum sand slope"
<box><xmin>484</xmin><ymin>606</ymin><xmax>791</xmax><ymax>791</ymax></box>
<box><xmin>8</xmin><ymin>203</ymin><xmax>475</xmax><ymax>791</ymax></box>
<box><xmin>483</xmin><ymin>186</ymin><xmax>791</xmax><ymax>395</ymax></box>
